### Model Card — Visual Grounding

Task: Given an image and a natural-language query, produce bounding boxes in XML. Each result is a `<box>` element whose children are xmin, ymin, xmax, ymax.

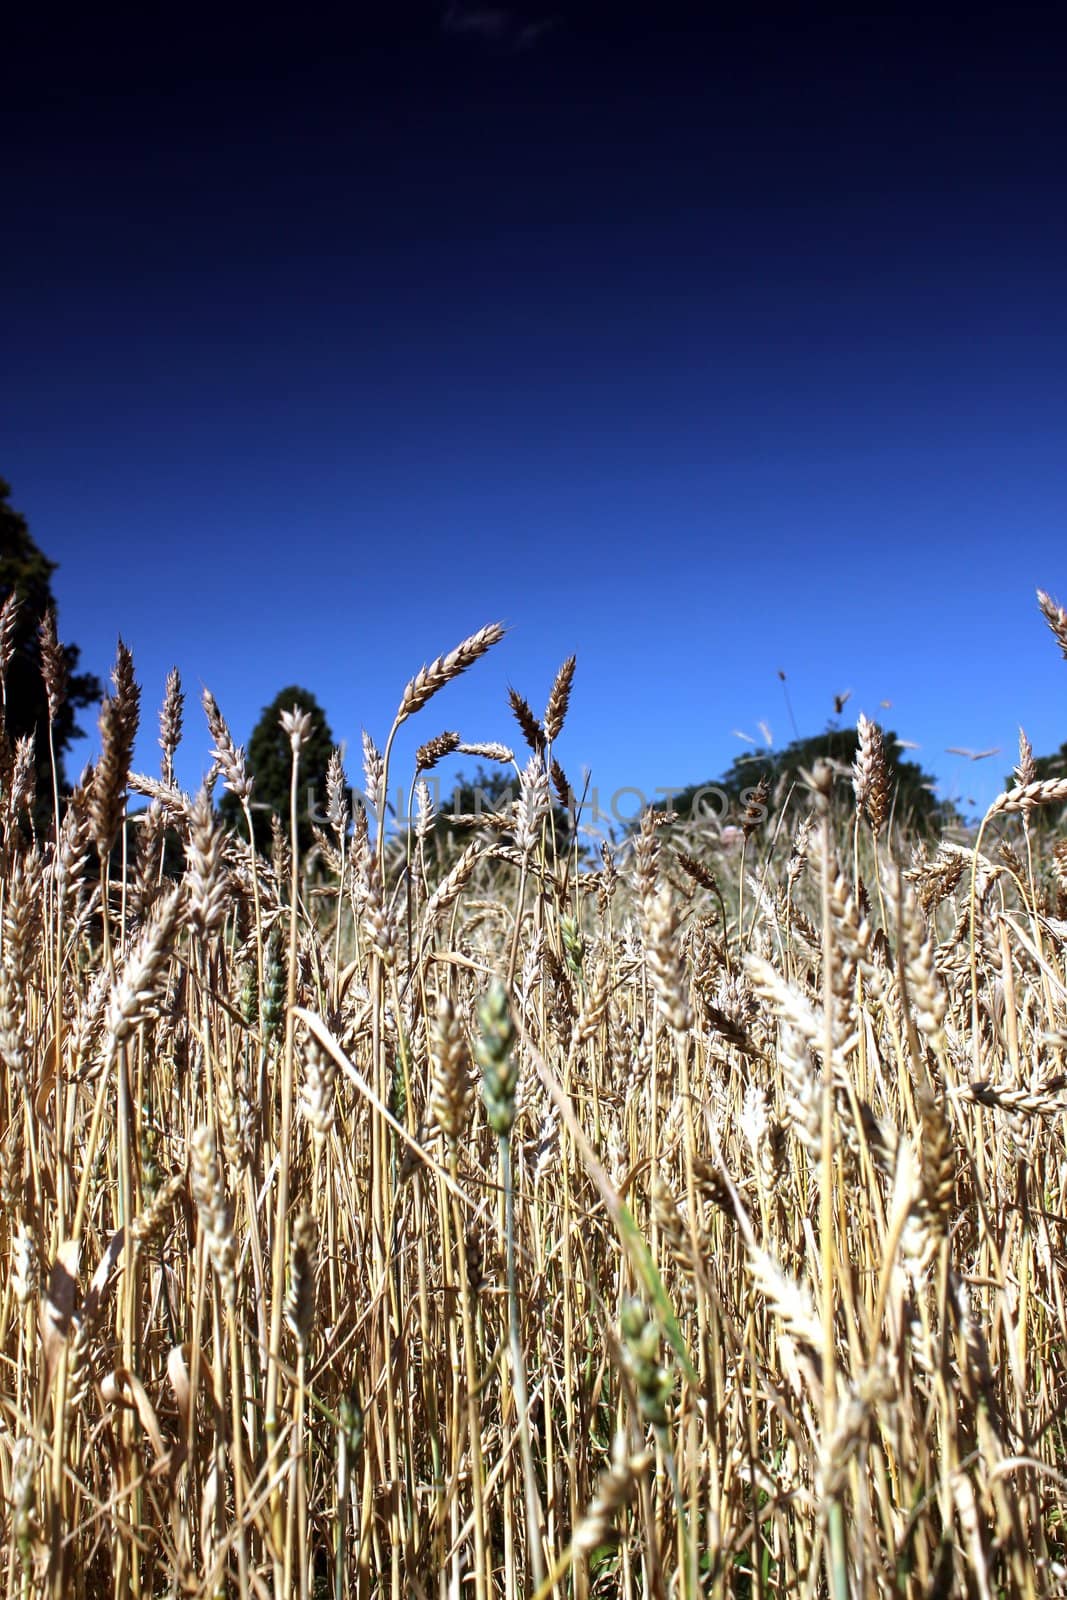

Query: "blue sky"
<box><xmin>3</xmin><ymin>1</ymin><xmax>1066</xmax><ymax>827</ymax></box>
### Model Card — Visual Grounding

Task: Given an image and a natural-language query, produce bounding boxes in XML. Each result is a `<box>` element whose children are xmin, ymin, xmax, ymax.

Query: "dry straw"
<box><xmin>2</xmin><ymin>600</ymin><xmax>1066</xmax><ymax>1600</ymax></box>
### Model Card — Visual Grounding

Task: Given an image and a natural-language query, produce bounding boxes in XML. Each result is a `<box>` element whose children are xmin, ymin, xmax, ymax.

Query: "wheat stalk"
<box><xmin>395</xmin><ymin>622</ymin><xmax>506</xmax><ymax>725</ymax></box>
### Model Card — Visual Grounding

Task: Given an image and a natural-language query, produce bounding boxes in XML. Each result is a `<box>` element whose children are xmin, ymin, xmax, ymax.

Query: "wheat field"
<box><xmin>2</xmin><ymin>596</ymin><xmax>1067</xmax><ymax>1599</ymax></box>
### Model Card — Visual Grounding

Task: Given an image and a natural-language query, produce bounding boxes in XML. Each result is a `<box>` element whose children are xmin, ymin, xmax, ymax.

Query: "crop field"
<box><xmin>3</xmin><ymin>601</ymin><xmax>1067</xmax><ymax>1599</ymax></box>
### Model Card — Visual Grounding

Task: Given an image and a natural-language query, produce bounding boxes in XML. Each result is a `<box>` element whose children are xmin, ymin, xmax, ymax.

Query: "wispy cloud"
<box><xmin>440</xmin><ymin>5</ymin><xmax>559</xmax><ymax>53</ymax></box>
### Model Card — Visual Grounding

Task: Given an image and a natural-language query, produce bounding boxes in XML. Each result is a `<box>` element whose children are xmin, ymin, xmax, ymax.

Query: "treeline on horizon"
<box><xmin>3</xmin><ymin>473</ymin><xmax>1066</xmax><ymax>854</ymax></box>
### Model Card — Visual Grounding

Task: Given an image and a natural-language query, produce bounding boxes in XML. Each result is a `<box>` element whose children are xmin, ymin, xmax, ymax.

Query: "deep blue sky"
<box><xmin>3</xmin><ymin>0</ymin><xmax>1066</xmax><ymax>829</ymax></box>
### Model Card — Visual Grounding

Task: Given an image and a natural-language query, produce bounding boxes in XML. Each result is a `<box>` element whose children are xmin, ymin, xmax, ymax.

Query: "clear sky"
<box><xmin>3</xmin><ymin>0</ymin><xmax>1066</xmax><ymax>828</ymax></box>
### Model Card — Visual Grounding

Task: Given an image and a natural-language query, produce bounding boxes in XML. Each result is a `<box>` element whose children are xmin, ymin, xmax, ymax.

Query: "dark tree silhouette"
<box><xmin>0</xmin><ymin>477</ymin><xmax>101</xmax><ymax>820</ymax></box>
<box><xmin>219</xmin><ymin>685</ymin><xmax>335</xmax><ymax>854</ymax></box>
<box><xmin>668</xmin><ymin>725</ymin><xmax>949</xmax><ymax>835</ymax></box>
<box><xmin>428</xmin><ymin>763</ymin><xmax>574</xmax><ymax>856</ymax></box>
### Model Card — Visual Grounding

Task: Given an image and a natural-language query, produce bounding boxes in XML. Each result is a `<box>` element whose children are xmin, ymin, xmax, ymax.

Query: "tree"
<box><xmin>668</xmin><ymin>725</ymin><xmax>949</xmax><ymax>835</ymax></box>
<box><xmin>0</xmin><ymin>477</ymin><xmax>101</xmax><ymax>818</ymax></box>
<box><xmin>437</xmin><ymin>765</ymin><xmax>516</xmax><ymax>824</ymax></box>
<box><xmin>219</xmin><ymin>685</ymin><xmax>336</xmax><ymax>854</ymax></box>
<box><xmin>429</xmin><ymin>763</ymin><xmax>574</xmax><ymax>855</ymax></box>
